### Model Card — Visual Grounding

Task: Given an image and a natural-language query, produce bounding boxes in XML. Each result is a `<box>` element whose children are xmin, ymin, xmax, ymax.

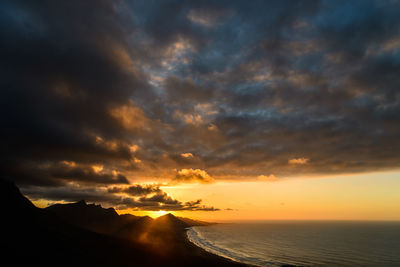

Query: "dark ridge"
<box><xmin>46</xmin><ymin>201</ymin><xmax>118</xmax><ymax>218</ymax></box>
<box><xmin>0</xmin><ymin>178</ymin><xmax>36</xmax><ymax>213</ymax></box>
<box><xmin>45</xmin><ymin>200</ymin><xmax>121</xmax><ymax>234</ymax></box>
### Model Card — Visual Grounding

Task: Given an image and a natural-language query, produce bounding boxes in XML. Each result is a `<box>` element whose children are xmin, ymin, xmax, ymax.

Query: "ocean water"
<box><xmin>187</xmin><ymin>221</ymin><xmax>400</xmax><ymax>266</ymax></box>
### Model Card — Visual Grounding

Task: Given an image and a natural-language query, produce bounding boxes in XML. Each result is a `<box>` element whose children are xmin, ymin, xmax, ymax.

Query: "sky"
<box><xmin>1</xmin><ymin>0</ymin><xmax>400</xmax><ymax>220</ymax></box>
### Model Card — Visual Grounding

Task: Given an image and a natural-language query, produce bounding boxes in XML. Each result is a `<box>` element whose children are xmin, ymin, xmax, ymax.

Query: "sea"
<box><xmin>187</xmin><ymin>221</ymin><xmax>400</xmax><ymax>266</ymax></box>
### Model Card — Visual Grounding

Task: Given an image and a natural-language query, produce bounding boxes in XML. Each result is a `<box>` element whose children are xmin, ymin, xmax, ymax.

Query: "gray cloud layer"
<box><xmin>1</xmin><ymin>0</ymin><xmax>400</xmax><ymax>204</ymax></box>
<box><xmin>23</xmin><ymin>184</ymin><xmax>219</xmax><ymax>211</ymax></box>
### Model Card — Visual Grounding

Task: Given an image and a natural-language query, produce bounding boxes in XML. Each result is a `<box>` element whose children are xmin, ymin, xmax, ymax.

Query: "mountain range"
<box><xmin>0</xmin><ymin>178</ymin><xmax>245</xmax><ymax>267</ymax></box>
<box><xmin>44</xmin><ymin>197</ymin><xmax>212</xmax><ymax>253</ymax></box>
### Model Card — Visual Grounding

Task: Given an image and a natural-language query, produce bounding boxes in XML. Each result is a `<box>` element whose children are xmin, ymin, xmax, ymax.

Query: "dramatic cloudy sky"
<box><xmin>1</xmin><ymin>0</ymin><xmax>400</xmax><ymax>218</ymax></box>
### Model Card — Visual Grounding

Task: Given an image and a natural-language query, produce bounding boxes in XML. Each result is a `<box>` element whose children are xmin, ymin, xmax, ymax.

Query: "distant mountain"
<box><xmin>44</xmin><ymin>200</ymin><xmax>214</xmax><ymax>238</ymax></box>
<box><xmin>45</xmin><ymin>200</ymin><xmax>123</xmax><ymax>234</ymax></box>
<box><xmin>178</xmin><ymin>216</ymin><xmax>215</xmax><ymax>226</ymax></box>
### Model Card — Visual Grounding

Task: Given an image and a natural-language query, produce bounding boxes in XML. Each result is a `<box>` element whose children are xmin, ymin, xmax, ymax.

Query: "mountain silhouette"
<box><xmin>154</xmin><ymin>213</ymin><xmax>190</xmax><ymax>228</ymax></box>
<box><xmin>45</xmin><ymin>200</ymin><xmax>123</xmax><ymax>234</ymax></box>
<box><xmin>45</xmin><ymin>200</ymin><xmax>212</xmax><ymax>239</ymax></box>
<box><xmin>1</xmin><ymin>178</ymin><xmax>246</xmax><ymax>267</ymax></box>
<box><xmin>1</xmin><ymin>178</ymin><xmax>36</xmax><ymax>211</ymax></box>
<box><xmin>1</xmin><ymin>178</ymin><xmax>157</xmax><ymax>267</ymax></box>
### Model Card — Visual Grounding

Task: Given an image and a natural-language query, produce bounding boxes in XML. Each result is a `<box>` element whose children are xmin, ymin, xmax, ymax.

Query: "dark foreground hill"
<box><xmin>0</xmin><ymin>178</ymin><xmax>248</xmax><ymax>267</ymax></box>
<box><xmin>44</xmin><ymin>198</ymin><xmax>213</xmax><ymax>253</ymax></box>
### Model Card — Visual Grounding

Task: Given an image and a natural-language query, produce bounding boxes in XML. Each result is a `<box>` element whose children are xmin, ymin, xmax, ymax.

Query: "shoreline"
<box><xmin>184</xmin><ymin>226</ymin><xmax>254</xmax><ymax>267</ymax></box>
<box><xmin>184</xmin><ymin>226</ymin><xmax>299</xmax><ymax>267</ymax></box>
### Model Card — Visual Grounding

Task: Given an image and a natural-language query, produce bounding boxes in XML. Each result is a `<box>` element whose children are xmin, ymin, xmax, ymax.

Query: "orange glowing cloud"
<box><xmin>288</xmin><ymin>157</ymin><xmax>309</xmax><ymax>165</ymax></box>
<box><xmin>173</xmin><ymin>168</ymin><xmax>214</xmax><ymax>184</ymax></box>
<box><xmin>180</xmin><ymin>152</ymin><xmax>194</xmax><ymax>158</ymax></box>
<box><xmin>110</xmin><ymin>101</ymin><xmax>149</xmax><ymax>130</ymax></box>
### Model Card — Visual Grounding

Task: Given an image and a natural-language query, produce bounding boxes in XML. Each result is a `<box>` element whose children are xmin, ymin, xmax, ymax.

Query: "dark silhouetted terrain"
<box><xmin>1</xmin><ymin>178</ymin><xmax>248</xmax><ymax>267</ymax></box>
<box><xmin>44</xmin><ymin>198</ymin><xmax>213</xmax><ymax>253</ymax></box>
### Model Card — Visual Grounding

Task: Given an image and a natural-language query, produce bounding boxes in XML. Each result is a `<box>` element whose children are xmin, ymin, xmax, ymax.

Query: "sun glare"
<box><xmin>155</xmin><ymin>210</ymin><xmax>169</xmax><ymax>216</ymax></box>
<box><xmin>120</xmin><ymin>210</ymin><xmax>172</xmax><ymax>218</ymax></box>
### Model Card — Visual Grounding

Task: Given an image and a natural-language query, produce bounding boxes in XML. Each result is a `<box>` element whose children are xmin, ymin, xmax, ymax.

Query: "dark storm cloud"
<box><xmin>47</xmin><ymin>162</ymin><xmax>130</xmax><ymax>185</ymax></box>
<box><xmin>0</xmin><ymin>0</ymin><xmax>146</xmax><ymax>185</ymax></box>
<box><xmin>1</xmin><ymin>0</ymin><xmax>400</xmax><ymax>204</ymax></box>
<box><xmin>164</xmin><ymin>76</ymin><xmax>215</xmax><ymax>104</ymax></box>
<box><xmin>23</xmin><ymin>184</ymin><xmax>219</xmax><ymax>211</ymax></box>
<box><xmin>23</xmin><ymin>186</ymin><xmax>124</xmax><ymax>204</ymax></box>
<box><xmin>132</xmin><ymin>193</ymin><xmax>219</xmax><ymax>211</ymax></box>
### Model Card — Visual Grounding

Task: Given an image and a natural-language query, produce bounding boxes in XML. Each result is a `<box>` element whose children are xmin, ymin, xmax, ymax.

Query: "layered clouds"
<box><xmin>1</xmin><ymin>0</ymin><xmax>400</xmax><ymax>209</ymax></box>
<box><xmin>23</xmin><ymin>183</ymin><xmax>218</xmax><ymax>211</ymax></box>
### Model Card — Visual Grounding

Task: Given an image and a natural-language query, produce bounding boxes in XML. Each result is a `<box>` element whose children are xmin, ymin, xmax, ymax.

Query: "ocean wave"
<box><xmin>186</xmin><ymin>227</ymin><xmax>283</xmax><ymax>267</ymax></box>
<box><xmin>186</xmin><ymin>222</ymin><xmax>400</xmax><ymax>267</ymax></box>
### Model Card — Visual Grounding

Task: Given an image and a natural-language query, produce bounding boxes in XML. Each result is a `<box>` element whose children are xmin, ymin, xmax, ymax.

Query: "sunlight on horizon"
<box><xmin>29</xmin><ymin>170</ymin><xmax>400</xmax><ymax>222</ymax></box>
<box><xmin>118</xmin><ymin>209</ymin><xmax>173</xmax><ymax>218</ymax></box>
<box><xmin>126</xmin><ymin>171</ymin><xmax>400</xmax><ymax>222</ymax></box>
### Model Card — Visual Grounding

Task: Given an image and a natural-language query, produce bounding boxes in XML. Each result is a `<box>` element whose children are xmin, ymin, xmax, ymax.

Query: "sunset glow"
<box><xmin>3</xmin><ymin>2</ymin><xmax>400</xmax><ymax>267</ymax></box>
<box><xmin>2</xmin><ymin>0</ymin><xmax>400</xmax><ymax>223</ymax></box>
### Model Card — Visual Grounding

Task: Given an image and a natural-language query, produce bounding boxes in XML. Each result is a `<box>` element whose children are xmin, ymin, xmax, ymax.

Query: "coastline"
<box><xmin>184</xmin><ymin>226</ymin><xmax>299</xmax><ymax>267</ymax></box>
<box><xmin>182</xmin><ymin>226</ymin><xmax>252</xmax><ymax>267</ymax></box>
<box><xmin>184</xmin><ymin>225</ymin><xmax>253</xmax><ymax>267</ymax></box>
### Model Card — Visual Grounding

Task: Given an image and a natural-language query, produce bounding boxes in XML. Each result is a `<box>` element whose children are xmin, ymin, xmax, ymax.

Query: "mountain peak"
<box><xmin>155</xmin><ymin>213</ymin><xmax>182</xmax><ymax>222</ymax></box>
<box><xmin>76</xmin><ymin>200</ymin><xmax>87</xmax><ymax>205</ymax></box>
<box><xmin>158</xmin><ymin>213</ymin><xmax>176</xmax><ymax>219</ymax></box>
<box><xmin>153</xmin><ymin>213</ymin><xmax>190</xmax><ymax>229</ymax></box>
